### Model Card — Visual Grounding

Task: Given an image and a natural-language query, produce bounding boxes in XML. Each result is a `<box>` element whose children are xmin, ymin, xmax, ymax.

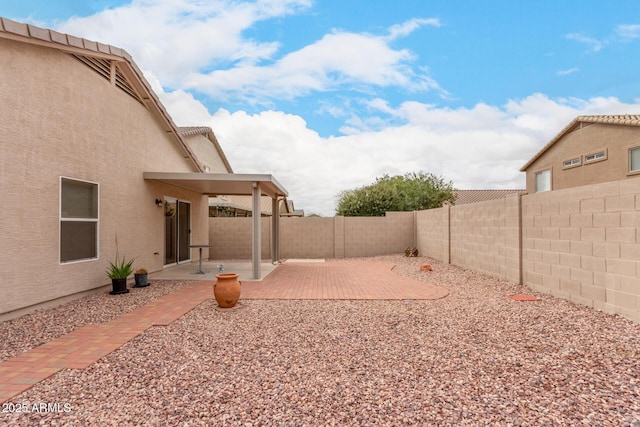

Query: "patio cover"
<box><xmin>143</xmin><ymin>172</ymin><xmax>288</xmax><ymax>279</ymax></box>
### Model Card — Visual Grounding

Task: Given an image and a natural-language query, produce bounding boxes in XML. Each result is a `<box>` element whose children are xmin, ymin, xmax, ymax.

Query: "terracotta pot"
<box><xmin>214</xmin><ymin>273</ymin><xmax>241</xmax><ymax>308</ymax></box>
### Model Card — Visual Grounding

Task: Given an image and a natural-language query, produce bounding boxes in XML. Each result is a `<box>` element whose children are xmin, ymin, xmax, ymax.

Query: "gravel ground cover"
<box><xmin>0</xmin><ymin>280</ymin><xmax>193</xmax><ymax>363</ymax></box>
<box><xmin>1</xmin><ymin>256</ymin><xmax>640</xmax><ymax>426</ymax></box>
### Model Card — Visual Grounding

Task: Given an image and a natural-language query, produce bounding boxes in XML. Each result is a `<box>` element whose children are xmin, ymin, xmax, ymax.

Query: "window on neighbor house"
<box><xmin>60</xmin><ymin>177</ymin><xmax>99</xmax><ymax>263</ymax></box>
<box><xmin>630</xmin><ymin>147</ymin><xmax>640</xmax><ymax>172</ymax></box>
<box><xmin>562</xmin><ymin>157</ymin><xmax>581</xmax><ymax>169</ymax></box>
<box><xmin>535</xmin><ymin>169</ymin><xmax>551</xmax><ymax>192</ymax></box>
<box><xmin>585</xmin><ymin>150</ymin><xmax>606</xmax><ymax>163</ymax></box>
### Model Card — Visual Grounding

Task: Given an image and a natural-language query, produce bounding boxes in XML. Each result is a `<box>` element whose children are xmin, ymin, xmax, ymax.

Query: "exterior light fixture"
<box><xmin>155</xmin><ymin>198</ymin><xmax>163</xmax><ymax>207</ymax></box>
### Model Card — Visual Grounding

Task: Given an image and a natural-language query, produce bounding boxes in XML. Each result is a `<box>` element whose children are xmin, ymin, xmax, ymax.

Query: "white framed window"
<box><xmin>584</xmin><ymin>149</ymin><xmax>607</xmax><ymax>164</ymax></box>
<box><xmin>535</xmin><ymin>169</ymin><xmax>551</xmax><ymax>192</ymax></box>
<box><xmin>629</xmin><ymin>147</ymin><xmax>640</xmax><ymax>172</ymax></box>
<box><xmin>60</xmin><ymin>177</ymin><xmax>99</xmax><ymax>263</ymax></box>
<box><xmin>562</xmin><ymin>157</ymin><xmax>581</xmax><ymax>169</ymax></box>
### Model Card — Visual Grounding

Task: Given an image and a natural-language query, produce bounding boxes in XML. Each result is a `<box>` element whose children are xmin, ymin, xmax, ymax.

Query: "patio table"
<box><xmin>188</xmin><ymin>244</ymin><xmax>214</xmax><ymax>274</ymax></box>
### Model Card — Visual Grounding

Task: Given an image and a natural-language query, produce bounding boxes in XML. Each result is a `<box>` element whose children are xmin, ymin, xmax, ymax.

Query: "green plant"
<box><xmin>335</xmin><ymin>171</ymin><xmax>455</xmax><ymax>216</ymax></box>
<box><xmin>106</xmin><ymin>252</ymin><xmax>135</xmax><ymax>279</ymax></box>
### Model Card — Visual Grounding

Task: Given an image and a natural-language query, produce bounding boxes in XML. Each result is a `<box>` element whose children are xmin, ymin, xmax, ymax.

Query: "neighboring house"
<box><xmin>179</xmin><ymin>126</ymin><xmax>233</xmax><ymax>174</ymax></box>
<box><xmin>453</xmin><ymin>189</ymin><xmax>524</xmax><ymax>205</ymax></box>
<box><xmin>520</xmin><ymin>115</ymin><xmax>640</xmax><ymax>193</ymax></box>
<box><xmin>209</xmin><ymin>195</ymin><xmax>303</xmax><ymax>217</ymax></box>
<box><xmin>0</xmin><ymin>17</ymin><xmax>286</xmax><ymax>320</ymax></box>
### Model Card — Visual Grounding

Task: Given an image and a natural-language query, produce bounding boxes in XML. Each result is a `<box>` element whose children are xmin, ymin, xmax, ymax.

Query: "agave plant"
<box><xmin>106</xmin><ymin>252</ymin><xmax>135</xmax><ymax>279</ymax></box>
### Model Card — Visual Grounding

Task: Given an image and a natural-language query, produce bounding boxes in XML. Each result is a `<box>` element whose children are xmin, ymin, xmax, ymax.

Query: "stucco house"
<box><xmin>0</xmin><ymin>17</ymin><xmax>287</xmax><ymax>320</ymax></box>
<box><xmin>179</xmin><ymin>126</ymin><xmax>233</xmax><ymax>174</ymax></box>
<box><xmin>520</xmin><ymin>115</ymin><xmax>640</xmax><ymax>193</ymax></box>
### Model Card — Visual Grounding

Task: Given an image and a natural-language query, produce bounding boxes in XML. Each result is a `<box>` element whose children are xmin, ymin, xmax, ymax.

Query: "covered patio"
<box><xmin>144</xmin><ymin>172</ymin><xmax>288</xmax><ymax>279</ymax></box>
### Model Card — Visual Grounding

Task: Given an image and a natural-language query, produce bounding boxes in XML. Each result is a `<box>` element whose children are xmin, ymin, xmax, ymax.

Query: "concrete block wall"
<box><xmin>344</xmin><ymin>212</ymin><xmax>415</xmax><ymax>257</ymax></box>
<box><xmin>208</xmin><ymin>182</ymin><xmax>640</xmax><ymax>323</ymax></box>
<box><xmin>209</xmin><ymin>212</ymin><xmax>414</xmax><ymax>260</ymax></box>
<box><xmin>208</xmin><ymin>217</ymin><xmax>271</xmax><ymax>259</ymax></box>
<box><xmin>521</xmin><ymin>178</ymin><xmax>640</xmax><ymax>322</ymax></box>
<box><xmin>450</xmin><ymin>195</ymin><xmax>521</xmax><ymax>283</ymax></box>
<box><xmin>280</xmin><ymin>217</ymin><xmax>335</xmax><ymax>258</ymax></box>
<box><xmin>416</xmin><ymin>204</ymin><xmax>450</xmax><ymax>263</ymax></box>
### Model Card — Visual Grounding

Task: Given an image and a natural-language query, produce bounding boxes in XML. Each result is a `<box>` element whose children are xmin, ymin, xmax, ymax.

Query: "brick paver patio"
<box><xmin>242</xmin><ymin>260</ymin><xmax>448</xmax><ymax>300</ymax></box>
<box><xmin>0</xmin><ymin>260</ymin><xmax>447</xmax><ymax>403</ymax></box>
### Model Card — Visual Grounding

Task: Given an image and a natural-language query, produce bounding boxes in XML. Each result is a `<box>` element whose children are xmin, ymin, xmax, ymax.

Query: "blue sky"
<box><xmin>3</xmin><ymin>0</ymin><xmax>640</xmax><ymax>215</ymax></box>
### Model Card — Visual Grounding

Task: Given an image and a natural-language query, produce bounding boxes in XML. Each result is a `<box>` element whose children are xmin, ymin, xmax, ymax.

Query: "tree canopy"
<box><xmin>335</xmin><ymin>172</ymin><xmax>455</xmax><ymax>216</ymax></box>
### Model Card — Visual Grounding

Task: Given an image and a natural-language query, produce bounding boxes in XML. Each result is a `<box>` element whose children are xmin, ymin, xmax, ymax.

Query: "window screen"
<box><xmin>60</xmin><ymin>178</ymin><xmax>99</xmax><ymax>262</ymax></box>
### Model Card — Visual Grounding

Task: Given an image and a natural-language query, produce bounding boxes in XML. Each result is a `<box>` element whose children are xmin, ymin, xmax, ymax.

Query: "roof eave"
<box><xmin>520</xmin><ymin>117</ymin><xmax>580</xmax><ymax>172</ymax></box>
<box><xmin>520</xmin><ymin>115</ymin><xmax>640</xmax><ymax>172</ymax></box>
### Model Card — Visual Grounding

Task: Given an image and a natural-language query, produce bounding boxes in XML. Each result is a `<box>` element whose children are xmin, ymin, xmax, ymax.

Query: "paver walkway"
<box><xmin>0</xmin><ymin>260</ymin><xmax>447</xmax><ymax>403</ymax></box>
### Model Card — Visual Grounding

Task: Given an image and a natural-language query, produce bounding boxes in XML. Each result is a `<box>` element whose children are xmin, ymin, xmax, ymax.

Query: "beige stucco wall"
<box><xmin>0</xmin><ymin>39</ymin><xmax>208</xmax><ymax>316</ymax></box>
<box><xmin>521</xmin><ymin>178</ymin><xmax>640</xmax><ymax>322</ymax></box>
<box><xmin>525</xmin><ymin>123</ymin><xmax>640</xmax><ymax>193</ymax></box>
<box><xmin>183</xmin><ymin>133</ymin><xmax>230</xmax><ymax>173</ymax></box>
<box><xmin>416</xmin><ymin>205</ymin><xmax>450</xmax><ymax>263</ymax></box>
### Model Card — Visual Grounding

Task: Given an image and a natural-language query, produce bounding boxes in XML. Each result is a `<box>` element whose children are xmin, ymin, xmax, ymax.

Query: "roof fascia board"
<box><xmin>520</xmin><ymin>117</ymin><xmax>580</xmax><ymax>172</ymax></box>
<box><xmin>205</xmin><ymin>129</ymin><xmax>234</xmax><ymax>173</ymax></box>
<box><xmin>143</xmin><ymin>172</ymin><xmax>289</xmax><ymax>198</ymax></box>
<box><xmin>1</xmin><ymin>17</ymin><xmax>126</xmax><ymax>61</ymax></box>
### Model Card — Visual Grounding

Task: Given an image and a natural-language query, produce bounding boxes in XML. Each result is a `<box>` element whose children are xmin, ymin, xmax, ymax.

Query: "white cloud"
<box><xmin>46</xmin><ymin>1</ymin><xmax>640</xmax><ymax>216</ymax></box>
<box><xmin>56</xmin><ymin>0</ymin><xmax>312</xmax><ymax>88</ymax></box>
<box><xmin>615</xmin><ymin>24</ymin><xmax>640</xmax><ymax>40</ymax></box>
<box><xmin>157</xmin><ymin>87</ymin><xmax>640</xmax><ymax>216</ymax></box>
<box><xmin>55</xmin><ymin>0</ymin><xmax>444</xmax><ymax>105</ymax></box>
<box><xmin>565</xmin><ymin>23</ymin><xmax>640</xmax><ymax>52</ymax></box>
<box><xmin>565</xmin><ymin>33</ymin><xmax>604</xmax><ymax>52</ymax></box>
<box><xmin>557</xmin><ymin>67</ymin><xmax>579</xmax><ymax>76</ymax></box>
<box><xmin>185</xmin><ymin>29</ymin><xmax>446</xmax><ymax>103</ymax></box>
<box><xmin>385</xmin><ymin>18</ymin><xmax>441</xmax><ymax>41</ymax></box>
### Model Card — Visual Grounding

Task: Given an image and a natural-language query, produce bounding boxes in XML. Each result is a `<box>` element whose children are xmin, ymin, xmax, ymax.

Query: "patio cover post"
<box><xmin>252</xmin><ymin>182</ymin><xmax>261</xmax><ymax>279</ymax></box>
<box><xmin>271</xmin><ymin>197</ymin><xmax>279</xmax><ymax>263</ymax></box>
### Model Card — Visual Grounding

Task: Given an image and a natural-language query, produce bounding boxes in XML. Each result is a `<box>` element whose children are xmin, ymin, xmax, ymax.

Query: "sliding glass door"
<box><xmin>164</xmin><ymin>198</ymin><xmax>191</xmax><ymax>266</ymax></box>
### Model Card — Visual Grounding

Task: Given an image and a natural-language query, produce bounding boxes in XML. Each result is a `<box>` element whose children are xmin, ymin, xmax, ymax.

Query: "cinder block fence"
<box><xmin>209</xmin><ymin>211</ymin><xmax>415</xmax><ymax>260</ymax></box>
<box><xmin>210</xmin><ymin>177</ymin><xmax>640</xmax><ymax>323</ymax></box>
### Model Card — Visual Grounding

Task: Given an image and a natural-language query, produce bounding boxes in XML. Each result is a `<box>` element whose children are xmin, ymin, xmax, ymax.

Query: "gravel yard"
<box><xmin>1</xmin><ymin>255</ymin><xmax>639</xmax><ymax>426</ymax></box>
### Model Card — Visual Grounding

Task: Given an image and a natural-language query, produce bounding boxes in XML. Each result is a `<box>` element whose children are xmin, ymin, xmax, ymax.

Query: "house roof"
<box><xmin>143</xmin><ymin>172</ymin><xmax>288</xmax><ymax>199</ymax></box>
<box><xmin>520</xmin><ymin>115</ymin><xmax>640</xmax><ymax>172</ymax></box>
<box><xmin>0</xmin><ymin>16</ymin><xmax>204</xmax><ymax>172</ymax></box>
<box><xmin>453</xmin><ymin>189</ymin><xmax>524</xmax><ymax>205</ymax></box>
<box><xmin>178</xmin><ymin>126</ymin><xmax>234</xmax><ymax>173</ymax></box>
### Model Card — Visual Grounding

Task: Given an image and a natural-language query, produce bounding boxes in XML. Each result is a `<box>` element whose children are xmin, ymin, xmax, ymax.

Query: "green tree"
<box><xmin>335</xmin><ymin>171</ymin><xmax>455</xmax><ymax>216</ymax></box>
